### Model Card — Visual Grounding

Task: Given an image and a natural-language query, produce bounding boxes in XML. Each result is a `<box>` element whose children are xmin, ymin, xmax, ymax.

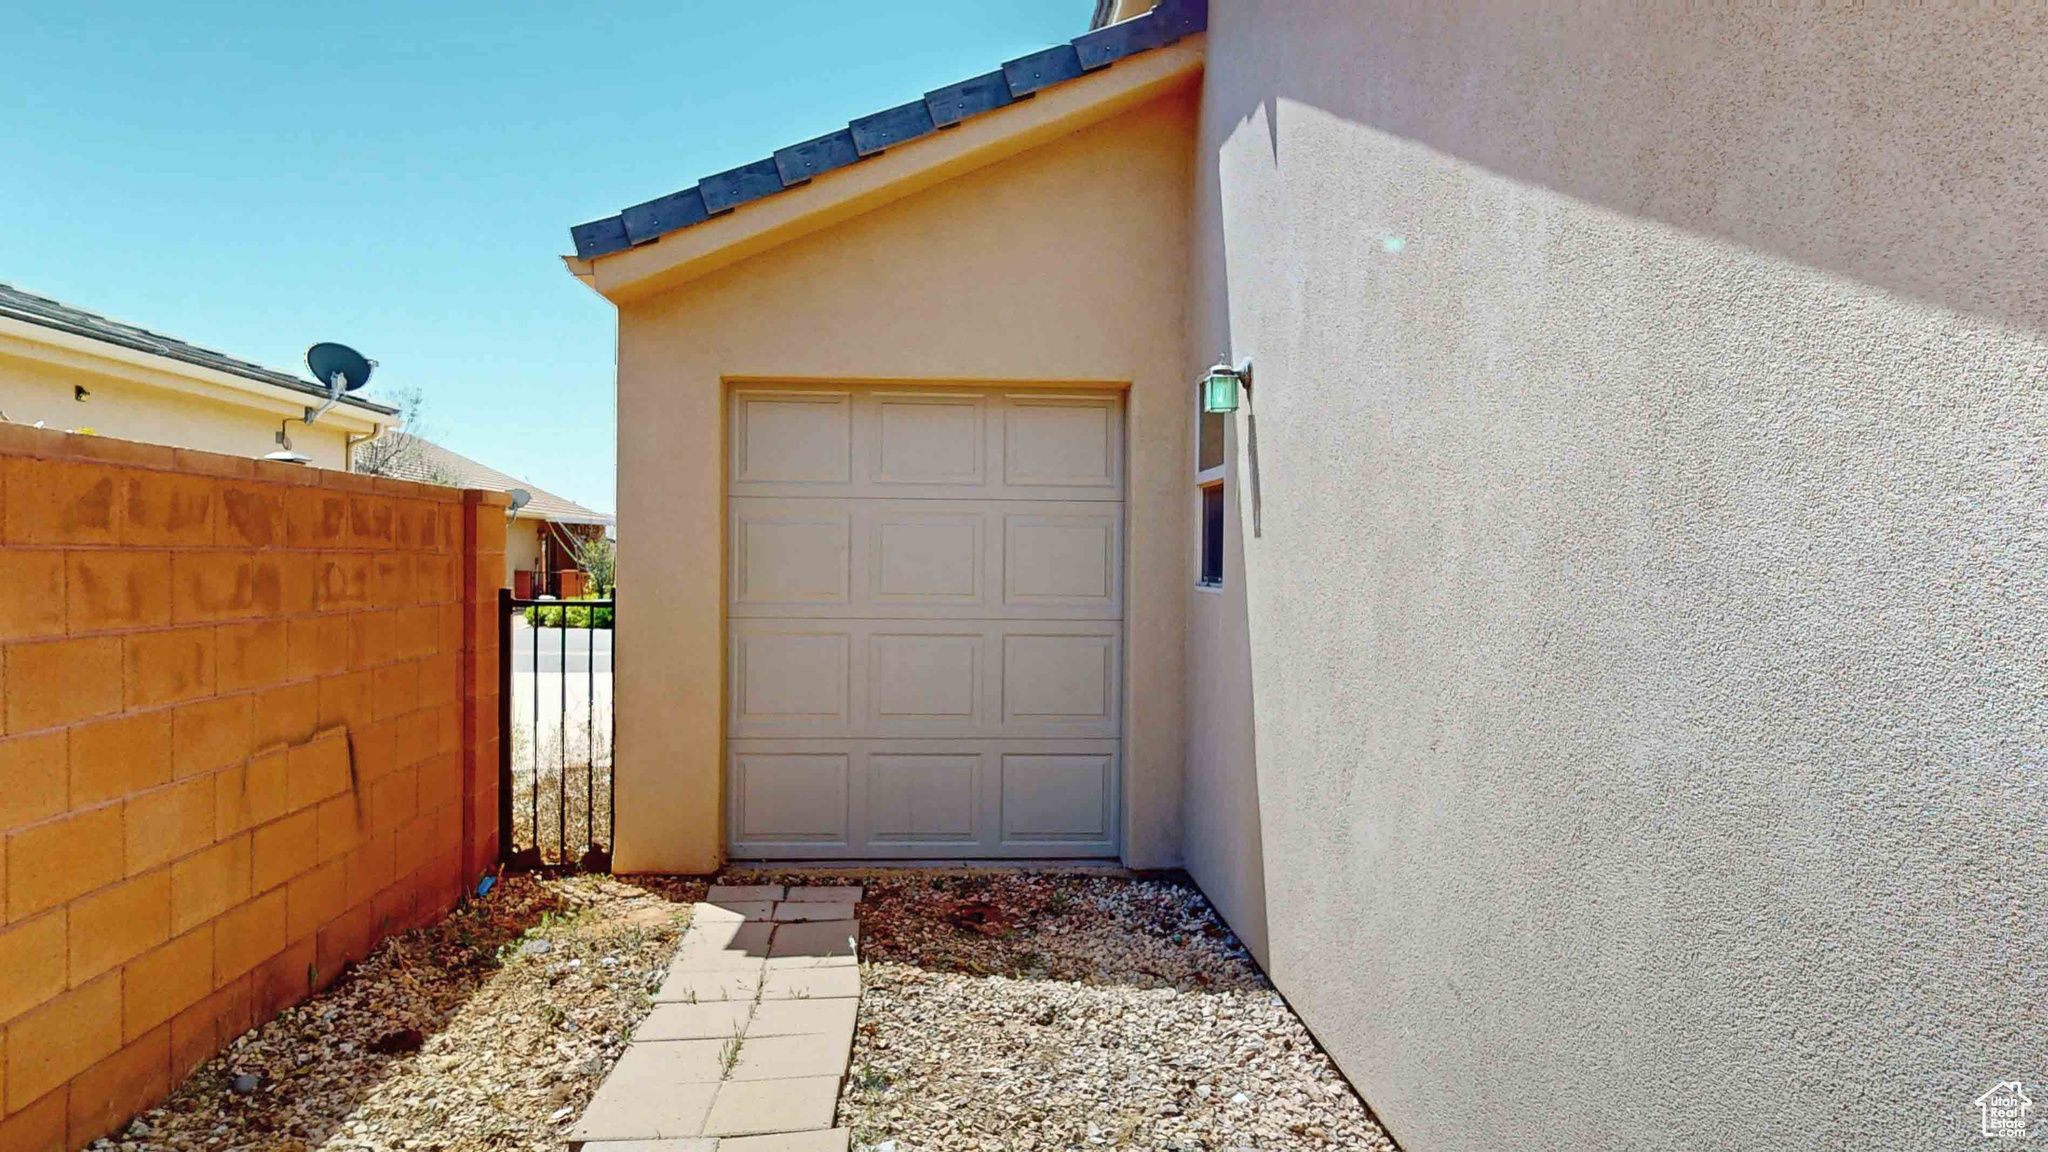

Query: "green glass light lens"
<box><xmin>1201</xmin><ymin>369</ymin><xmax>1239</xmax><ymax>413</ymax></box>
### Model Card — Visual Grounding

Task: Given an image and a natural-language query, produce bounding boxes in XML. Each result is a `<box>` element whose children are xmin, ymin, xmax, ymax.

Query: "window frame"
<box><xmin>1194</xmin><ymin>378</ymin><xmax>1226</xmax><ymax>591</ymax></box>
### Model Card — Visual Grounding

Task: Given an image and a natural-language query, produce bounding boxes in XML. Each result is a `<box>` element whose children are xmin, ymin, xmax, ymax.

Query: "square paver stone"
<box><xmin>695</xmin><ymin>900</ymin><xmax>774</xmax><ymax>923</ymax></box>
<box><xmin>674</xmin><ymin>921</ymin><xmax>774</xmax><ymax>970</ymax></box>
<box><xmin>719</xmin><ymin>1129</ymin><xmax>852</xmax><ymax>1152</ymax></box>
<box><xmin>765</xmin><ymin>920</ymin><xmax>858</xmax><ymax>967</ymax></box>
<box><xmin>569</xmin><ymin>1048</ymin><xmax>723</xmax><ymax>1140</ymax></box>
<box><xmin>635</xmin><ymin>1001</ymin><xmax>755</xmax><ymax>1042</ymax></box>
<box><xmin>729</xmin><ymin>1032</ymin><xmax>851</xmax><ymax>1081</ymax></box>
<box><xmin>707</xmin><ymin>884</ymin><xmax>785</xmax><ymax>902</ymax></box>
<box><xmin>758</xmin><ymin>967</ymin><xmax>861</xmax><ymax>1000</ymax></box>
<box><xmin>745</xmin><ymin>997</ymin><xmax>857</xmax><ymax>1037</ymax></box>
<box><xmin>656</xmin><ymin>969</ymin><xmax>761</xmax><ymax>1003</ymax></box>
<box><xmin>579</xmin><ymin>1142</ymin><xmax>718</xmax><ymax>1152</ymax></box>
<box><xmin>782</xmin><ymin>885</ymin><xmax>863</xmax><ymax>903</ymax></box>
<box><xmin>771</xmin><ymin>901</ymin><xmax>856</xmax><ymax>922</ymax></box>
<box><xmin>702</xmin><ymin>1076</ymin><xmax>840</xmax><ymax>1137</ymax></box>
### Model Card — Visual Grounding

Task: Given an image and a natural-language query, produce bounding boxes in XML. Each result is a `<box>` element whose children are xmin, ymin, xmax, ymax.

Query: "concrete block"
<box><xmin>655</xmin><ymin>969</ymin><xmax>763</xmax><ymax>1004</ymax></box>
<box><xmin>706</xmin><ymin>884</ymin><xmax>784</xmax><ymax>902</ymax></box>
<box><xmin>701</xmin><ymin>1076</ymin><xmax>840</xmax><ymax>1137</ymax></box>
<box><xmin>745</xmin><ymin>998</ymin><xmax>857</xmax><ymax>1038</ymax></box>
<box><xmin>634</xmin><ymin>1001</ymin><xmax>754</xmax><ymax>1042</ymax></box>
<box><xmin>757</xmin><ymin>968</ymin><xmax>861</xmax><ymax>1001</ymax></box>
<box><xmin>781</xmin><ymin>886</ymin><xmax>862</xmax><ymax>903</ymax></box>
<box><xmin>771</xmin><ymin>901</ymin><xmax>855</xmax><ymax>923</ymax></box>
<box><xmin>727</xmin><ymin>1033</ymin><xmax>850</xmax><ymax>1081</ymax></box>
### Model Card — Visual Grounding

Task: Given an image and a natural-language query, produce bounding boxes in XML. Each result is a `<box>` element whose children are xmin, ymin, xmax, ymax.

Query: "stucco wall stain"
<box><xmin>1193</xmin><ymin>3</ymin><xmax>2047</xmax><ymax>1150</ymax></box>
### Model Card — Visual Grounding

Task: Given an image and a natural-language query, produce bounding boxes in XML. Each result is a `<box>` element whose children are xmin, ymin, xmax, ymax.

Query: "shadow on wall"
<box><xmin>1180</xmin><ymin>111</ymin><xmax>1273</xmax><ymax>974</ymax></box>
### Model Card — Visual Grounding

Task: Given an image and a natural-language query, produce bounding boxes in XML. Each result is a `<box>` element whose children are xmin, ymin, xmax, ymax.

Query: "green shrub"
<box><xmin>523</xmin><ymin>598</ymin><xmax>614</xmax><ymax>629</ymax></box>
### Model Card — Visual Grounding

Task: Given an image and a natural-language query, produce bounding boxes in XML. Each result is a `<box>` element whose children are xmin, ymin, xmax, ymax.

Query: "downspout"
<box><xmin>345</xmin><ymin>424</ymin><xmax>381</xmax><ymax>471</ymax></box>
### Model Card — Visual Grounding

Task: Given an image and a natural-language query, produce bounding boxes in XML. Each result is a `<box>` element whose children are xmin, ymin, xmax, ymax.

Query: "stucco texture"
<box><xmin>1192</xmin><ymin>3</ymin><xmax>2046</xmax><ymax>1150</ymax></box>
<box><xmin>611</xmin><ymin>90</ymin><xmax>1198</xmax><ymax>873</ymax></box>
<box><xmin>0</xmin><ymin>352</ymin><xmax>357</xmax><ymax>470</ymax></box>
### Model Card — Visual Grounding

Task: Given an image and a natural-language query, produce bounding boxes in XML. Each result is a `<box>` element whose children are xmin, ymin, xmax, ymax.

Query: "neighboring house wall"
<box><xmin>1193</xmin><ymin>4</ymin><xmax>2046</xmax><ymax>1151</ymax></box>
<box><xmin>0</xmin><ymin>334</ymin><xmax>381</xmax><ymax>472</ymax></box>
<box><xmin>506</xmin><ymin>516</ymin><xmax>542</xmax><ymax>587</ymax></box>
<box><xmin>613</xmin><ymin>89</ymin><xmax>1198</xmax><ymax>873</ymax></box>
<box><xmin>0</xmin><ymin>426</ymin><xmax>505</xmax><ymax>1150</ymax></box>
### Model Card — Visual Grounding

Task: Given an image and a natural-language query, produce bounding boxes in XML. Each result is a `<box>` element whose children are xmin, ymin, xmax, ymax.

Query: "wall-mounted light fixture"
<box><xmin>1201</xmin><ymin>357</ymin><xmax>1251</xmax><ymax>414</ymax></box>
<box><xmin>73</xmin><ymin>385</ymin><xmax>90</xmax><ymax>402</ymax></box>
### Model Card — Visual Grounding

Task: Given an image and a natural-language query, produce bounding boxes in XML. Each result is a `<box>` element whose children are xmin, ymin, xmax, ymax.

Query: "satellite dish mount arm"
<box><xmin>304</xmin><ymin>370</ymin><xmax>346</xmax><ymax>426</ymax></box>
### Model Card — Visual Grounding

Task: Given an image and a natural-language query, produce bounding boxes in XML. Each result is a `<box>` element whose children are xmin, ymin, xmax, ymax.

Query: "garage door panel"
<box><xmin>1002</xmin><ymin>395</ymin><xmax>1120</xmax><ymax>491</ymax></box>
<box><xmin>1002</xmin><ymin>632</ymin><xmax>1118</xmax><ymax>727</ymax></box>
<box><xmin>1003</xmin><ymin>510</ymin><xmax>1122</xmax><ymax>613</ymax></box>
<box><xmin>731</xmin><ymin>390</ymin><xmax>1121</xmax><ymax>501</ymax></box>
<box><xmin>872</xmin><ymin>511</ymin><xmax>984</xmax><ymax>604</ymax></box>
<box><xmin>727</xmin><ymin>740</ymin><xmax>1118</xmax><ymax>858</ymax></box>
<box><xmin>867</xmin><ymin>752</ymin><xmax>980</xmax><ymax>845</ymax></box>
<box><xmin>733</xmin><ymin>390</ymin><xmax>852</xmax><ymax>486</ymax></box>
<box><xmin>731</xmin><ymin>620</ymin><xmax>1116</xmax><ymax>738</ymax></box>
<box><xmin>869</xmin><ymin>631</ymin><xmax>983</xmax><ymax>724</ymax></box>
<box><xmin>731</xmin><ymin>503</ymin><xmax>851</xmax><ymax>609</ymax></box>
<box><xmin>872</xmin><ymin>393</ymin><xmax>986</xmax><ymax>486</ymax></box>
<box><xmin>731</xmin><ymin>499</ymin><xmax>1119</xmax><ymax>620</ymax></box>
<box><xmin>732</xmin><ymin>751</ymin><xmax>850</xmax><ymax>847</ymax></box>
<box><xmin>999</xmin><ymin>750</ymin><xmax>1116</xmax><ymax>848</ymax></box>
<box><xmin>732</xmin><ymin>628</ymin><xmax>851</xmax><ymax>728</ymax></box>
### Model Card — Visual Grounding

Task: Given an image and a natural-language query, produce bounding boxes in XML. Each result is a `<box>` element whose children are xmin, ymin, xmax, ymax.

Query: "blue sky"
<box><xmin>0</xmin><ymin>0</ymin><xmax>1086</xmax><ymax>514</ymax></box>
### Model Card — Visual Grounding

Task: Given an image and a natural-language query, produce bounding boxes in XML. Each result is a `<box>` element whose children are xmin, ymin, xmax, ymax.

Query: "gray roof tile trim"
<box><xmin>925</xmin><ymin>70</ymin><xmax>1015</xmax><ymax>128</ymax></box>
<box><xmin>566</xmin><ymin>0</ymin><xmax>1205</xmax><ymax>261</ymax></box>
<box><xmin>0</xmin><ymin>283</ymin><xmax>400</xmax><ymax>416</ymax></box>
<box><xmin>774</xmin><ymin>129</ymin><xmax>861</xmax><ymax>187</ymax></box>
<box><xmin>1002</xmin><ymin>44</ymin><xmax>1086</xmax><ymax>97</ymax></box>
<box><xmin>849</xmin><ymin>99</ymin><xmax>938</xmax><ymax>157</ymax></box>
<box><xmin>700</xmin><ymin>157</ymin><xmax>786</xmax><ymax>215</ymax></box>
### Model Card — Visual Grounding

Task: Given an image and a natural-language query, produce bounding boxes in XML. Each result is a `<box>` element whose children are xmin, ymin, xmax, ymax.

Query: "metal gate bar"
<box><xmin>498</xmin><ymin>588</ymin><xmax>615</xmax><ymax>870</ymax></box>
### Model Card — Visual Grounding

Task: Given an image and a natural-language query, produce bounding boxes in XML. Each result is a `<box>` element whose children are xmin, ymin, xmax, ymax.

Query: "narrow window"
<box><xmin>1199</xmin><ymin>482</ymin><xmax>1224</xmax><ymax>587</ymax></box>
<box><xmin>1198</xmin><ymin>408</ymin><xmax>1224</xmax><ymax>472</ymax></box>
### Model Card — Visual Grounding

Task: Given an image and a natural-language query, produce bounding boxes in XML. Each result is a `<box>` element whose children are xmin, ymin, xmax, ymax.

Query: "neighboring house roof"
<box><xmin>0</xmin><ymin>282</ymin><xmax>399</xmax><ymax>417</ymax></box>
<box><xmin>368</xmin><ymin>433</ymin><xmax>613</xmax><ymax>526</ymax></box>
<box><xmin>567</xmin><ymin>0</ymin><xmax>1205</xmax><ymax>261</ymax></box>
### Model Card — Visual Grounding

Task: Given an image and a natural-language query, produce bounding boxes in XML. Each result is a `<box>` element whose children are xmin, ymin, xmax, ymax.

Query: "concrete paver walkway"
<box><xmin>568</xmin><ymin>884</ymin><xmax>862</xmax><ymax>1151</ymax></box>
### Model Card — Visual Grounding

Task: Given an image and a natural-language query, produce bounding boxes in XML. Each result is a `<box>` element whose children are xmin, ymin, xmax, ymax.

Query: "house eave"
<box><xmin>573</xmin><ymin>34</ymin><xmax>1204</xmax><ymax>305</ymax></box>
<box><xmin>0</xmin><ymin>316</ymin><xmax>391</xmax><ymax>435</ymax></box>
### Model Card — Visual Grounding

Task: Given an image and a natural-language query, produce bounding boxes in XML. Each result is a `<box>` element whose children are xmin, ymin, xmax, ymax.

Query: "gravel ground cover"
<box><xmin>94</xmin><ymin>872</ymin><xmax>704</xmax><ymax>1152</ymax></box>
<box><xmin>732</xmin><ymin>869</ymin><xmax>1396</xmax><ymax>1152</ymax></box>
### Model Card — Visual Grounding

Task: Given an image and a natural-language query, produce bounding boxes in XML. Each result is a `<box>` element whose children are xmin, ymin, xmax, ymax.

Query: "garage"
<box><xmin>726</xmin><ymin>383</ymin><xmax>1124</xmax><ymax>858</ymax></box>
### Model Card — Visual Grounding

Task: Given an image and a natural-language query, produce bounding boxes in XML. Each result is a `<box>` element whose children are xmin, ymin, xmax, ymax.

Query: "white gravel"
<box><xmin>739</xmin><ymin>869</ymin><xmax>1397</xmax><ymax>1152</ymax></box>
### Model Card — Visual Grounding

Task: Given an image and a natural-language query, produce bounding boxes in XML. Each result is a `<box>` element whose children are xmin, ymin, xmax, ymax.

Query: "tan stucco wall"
<box><xmin>1193</xmin><ymin>4</ymin><xmax>2048</xmax><ymax>1150</ymax></box>
<box><xmin>611</xmin><ymin>89</ymin><xmax>1198</xmax><ymax>874</ymax></box>
<box><xmin>0</xmin><ymin>342</ymin><xmax>372</xmax><ymax>469</ymax></box>
<box><xmin>506</xmin><ymin>516</ymin><xmax>542</xmax><ymax>586</ymax></box>
<box><xmin>0</xmin><ymin>346</ymin><xmax>365</xmax><ymax>471</ymax></box>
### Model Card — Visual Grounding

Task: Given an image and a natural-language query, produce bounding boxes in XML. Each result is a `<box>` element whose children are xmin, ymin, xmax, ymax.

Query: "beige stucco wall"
<box><xmin>0</xmin><ymin>345</ymin><xmax>362</xmax><ymax>470</ymax></box>
<box><xmin>507</xmin><ymin>516</ymin><xmax>543</xmax><ymax>586</ymax></box>
<box><xmin>1192</xmin><ymin>4</ymin><xmax>2048</xmax><ymax>1150</ymax></box>
<box><xmin>611</xmin><ymin>89</ymin><xmax>1198</xmax><ymax>873</ymax></box>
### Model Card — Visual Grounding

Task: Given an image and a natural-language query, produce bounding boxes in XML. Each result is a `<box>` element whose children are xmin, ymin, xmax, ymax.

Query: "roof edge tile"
<box><xmin>566</xmin><ymin>0</ymin><xmax>1205</xmax><ymax>260</ymax></box>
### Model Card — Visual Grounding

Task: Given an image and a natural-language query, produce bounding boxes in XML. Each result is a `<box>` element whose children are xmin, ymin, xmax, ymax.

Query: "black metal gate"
<box><xmin>499</xmin><ymin>588</ymin><xmax>615</xmax><ymax>870</ymax></box>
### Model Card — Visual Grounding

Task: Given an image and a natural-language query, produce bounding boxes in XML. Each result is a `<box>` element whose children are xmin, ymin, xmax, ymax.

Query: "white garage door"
<box><xmin>726</xmin><ymin>384</ymin><xmax>1123</xmax><ymax>858</ymax></box>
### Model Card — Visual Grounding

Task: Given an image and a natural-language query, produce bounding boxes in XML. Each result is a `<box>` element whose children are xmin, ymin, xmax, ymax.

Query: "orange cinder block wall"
<box><xmin>0</xmin><ymin>425</ymin><xmax>506</xmax><ymax>1151</ymax></box>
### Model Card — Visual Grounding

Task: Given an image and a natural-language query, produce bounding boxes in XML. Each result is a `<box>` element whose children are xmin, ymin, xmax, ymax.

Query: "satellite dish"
<box><xmin>306</xmin><ymin>343</ymin><xmax>375</xmax><ymax>392</ymax></box>
<box><xmin>506</xmin><ymin>488</ymin><xmax>532</xmax><ymax>520</ymax></box>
